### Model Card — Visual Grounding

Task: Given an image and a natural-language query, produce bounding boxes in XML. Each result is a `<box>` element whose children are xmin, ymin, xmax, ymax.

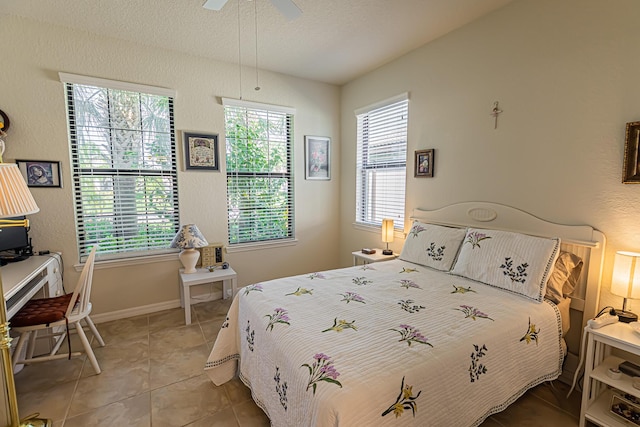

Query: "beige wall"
<box><xmin>0</xmin><ymin>15</ymin><xmax>341</xmax><ymax>316</ymax></box>
<box><xmin>339</xmin><ymin>0</ymin><xmax>640</xmax><ymax>311</ymax></box>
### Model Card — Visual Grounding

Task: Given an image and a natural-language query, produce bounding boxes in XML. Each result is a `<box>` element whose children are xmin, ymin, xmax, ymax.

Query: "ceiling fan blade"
<box><xmin>202</xmin><ymin>0</ymin><xmax>229</xmax><ymax>11</ymax></box>
<box><xmin>270</xmin><ymin>0</ymin><xmax>302</xmax><ymax>20</ymax></box>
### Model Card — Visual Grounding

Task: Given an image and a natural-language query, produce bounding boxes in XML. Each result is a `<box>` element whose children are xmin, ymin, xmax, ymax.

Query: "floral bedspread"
<box><xmin>205</xmin><ymin>259</ymin><xmax>563</xmax><ymax>426</ymax></box>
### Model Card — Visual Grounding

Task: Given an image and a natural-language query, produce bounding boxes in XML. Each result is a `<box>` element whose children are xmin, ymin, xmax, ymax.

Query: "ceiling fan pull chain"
<box><xmin>254</xmin><ymin>0</ymin><xmax>260</xmax><ymax>91</ymax></box>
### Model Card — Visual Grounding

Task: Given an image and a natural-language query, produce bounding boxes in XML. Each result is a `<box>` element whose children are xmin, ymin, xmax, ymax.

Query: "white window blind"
<box><xmin>355</xmin><ymin>94</ymin><xmax>408</xmax><ymax>229</ymax></box>
<box><xmin>61</xmin><ymin>75</ymin><xmax>179</xmax><ymax>261</ymax></box>
<box><xmin>223</xmin><ymin>98</ymin><xmax>295</xmax><ymax>245</ymax></box>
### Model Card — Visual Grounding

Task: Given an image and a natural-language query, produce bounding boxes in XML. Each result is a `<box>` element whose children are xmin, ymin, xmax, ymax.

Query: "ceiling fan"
<box><xmin>203</xmin><ymin>0</ymin><xmax>302</xmax><ymax>20</ymax></box>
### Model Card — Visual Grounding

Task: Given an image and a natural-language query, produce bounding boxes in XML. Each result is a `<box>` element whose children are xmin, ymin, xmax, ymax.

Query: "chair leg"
<box><xmin>11</xmin><ymin>331</ymin><xmax>28</xmax><ymax>371</ymax></box>
<box><xmin>74</xmin><ymin>321</ymin><xmax>101</xmax><ymax>375</ymax></box>
<box><xmin>84</xmin><ymin>316</ymin><xmax>105</xmax><ymax>347</ymax></box>
<box><xmin>26</xmin><ymin>329</ymin><xmax>37</xmax><ymax>359</ymax></box>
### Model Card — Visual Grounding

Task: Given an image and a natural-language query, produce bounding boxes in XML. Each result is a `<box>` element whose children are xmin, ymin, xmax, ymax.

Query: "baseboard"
<box><xmin>90</xmin><ymin>290</ymin><xmax>224</xmax><ymax>324</ymax></box>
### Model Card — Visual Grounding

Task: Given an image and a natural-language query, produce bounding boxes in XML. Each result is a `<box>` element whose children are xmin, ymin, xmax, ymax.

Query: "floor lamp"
<box><xmin>0</xmin><ymin>162</ymin><xmax>51</xmax><ymax>427</ymax></box>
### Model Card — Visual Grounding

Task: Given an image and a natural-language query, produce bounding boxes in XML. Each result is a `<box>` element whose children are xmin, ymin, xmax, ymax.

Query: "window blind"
<box><xmin>63</xmin><ymin>78</ymin><xmax>179</xmax><ymax>261</ymax></box>
<box><xmin>224</xmin><ymin>99</ymin><xmax>295</xmax><ymax>245</ymax></box>
<box><xmin>355</xmin><ymin>94</ymin><xmax>408</xmax><ymax>229</ymax></box>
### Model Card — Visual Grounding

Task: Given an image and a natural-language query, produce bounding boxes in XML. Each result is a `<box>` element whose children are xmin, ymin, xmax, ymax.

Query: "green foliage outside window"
<box><xmin>225</xmin><ymin>106</ymin><xmax>293</xmax><ymax>244</ymax></box>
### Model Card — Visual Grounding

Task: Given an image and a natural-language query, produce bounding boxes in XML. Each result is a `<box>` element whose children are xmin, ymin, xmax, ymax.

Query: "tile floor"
<box><xmin>13</xmin><ymin>298</ymin><xmax>584</xmax><ymax>426</ymax></box>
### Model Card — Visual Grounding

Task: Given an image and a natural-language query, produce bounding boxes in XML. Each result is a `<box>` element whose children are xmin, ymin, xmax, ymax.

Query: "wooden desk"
<box><xmin>1</xmin><ymin>254</ymin><xmax>63</xmax><ymax>319</ymax></box>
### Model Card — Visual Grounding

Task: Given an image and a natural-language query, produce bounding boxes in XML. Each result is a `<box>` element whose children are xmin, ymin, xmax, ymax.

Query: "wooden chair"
<box><xmin>10</xmin><ymin>246</ymin><xmax>105</xmax><ymax>374</ymax></box>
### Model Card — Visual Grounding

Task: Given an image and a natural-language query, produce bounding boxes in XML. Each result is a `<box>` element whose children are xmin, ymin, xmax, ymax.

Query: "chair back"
<box><xmin>65</xmin><ymin>246</ymin><xmax>98</xmax><ymax>318</ymax></box>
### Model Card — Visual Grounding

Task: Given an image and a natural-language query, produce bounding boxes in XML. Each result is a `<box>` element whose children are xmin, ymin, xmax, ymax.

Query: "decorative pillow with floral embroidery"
<box><xmin>450</xmin><ymin>228</ymin><xmax>560</xmax><ymax>302</ymax></box>
<box><xmin>399</xmin><ymin>221</ymin><xmax>467</xmax><ymax>271</ymax></box>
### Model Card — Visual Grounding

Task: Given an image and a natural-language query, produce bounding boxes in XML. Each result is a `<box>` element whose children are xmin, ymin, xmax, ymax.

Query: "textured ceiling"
<box><xmin>2</xmin><ymin>0</ymin><xmax>513</xmax><ymax>85</ymax></box>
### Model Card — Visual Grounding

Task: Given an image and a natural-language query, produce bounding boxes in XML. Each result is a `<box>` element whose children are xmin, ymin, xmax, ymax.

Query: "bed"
<box><xmin>205</xmin><ymin>202</ymin><xmax>605</xmax><ymax>426</ymax></box>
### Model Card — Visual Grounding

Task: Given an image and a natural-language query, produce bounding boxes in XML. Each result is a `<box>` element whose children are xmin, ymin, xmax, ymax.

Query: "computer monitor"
<box><xmin>0</xmin><ymin>216</ymin><xmax>30</xmax><ymax>254</ymax></box>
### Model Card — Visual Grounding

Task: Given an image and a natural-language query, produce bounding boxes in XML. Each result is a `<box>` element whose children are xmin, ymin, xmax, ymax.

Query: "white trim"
<box><xmin>221</xmin><ymin>97</ymin><xmax>296</xmax><ymax>115</ymax></box>
<box><xmin>90</xmin><ymin>291</ymin><xmax>227</xmax><ymax>324</ymax></box>
<box><xmin>226</xmin><ymin>238</ymin><xmax>298</xmax><ymax>253</ymax></box>
<box><xmin>73</xmin><ymin>252</ymin><xmax>178</xmax><ymax>271</ymax></box>
<box><xmin>59</xmin><ymin>72</ymin><xmax>176</xmax><ymax>98</ymax></box>
<box><xmin>90</xmin><ymin>299</ymin><xmax>182</xmax><ymax>324</ymax></box>
<box><xmin>354</xmin><ymin>92</ymin><xmax>409</xmax><ymax>116</ymax></box>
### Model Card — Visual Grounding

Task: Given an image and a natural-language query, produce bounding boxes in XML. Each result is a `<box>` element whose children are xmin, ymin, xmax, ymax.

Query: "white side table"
<box><xmin>352</xmin><ymin>249</ymin><xmax>399</xmax><ymax>266</ymax></box>
<box><xmin>579</xmin><ymin>322</ymin><xmax>640</xmax><ymax>427</ymax></box>
<box><xmin>179</xmin><ymin>267</ymin><xmax>237</xmax><ymax>325</ymax></box>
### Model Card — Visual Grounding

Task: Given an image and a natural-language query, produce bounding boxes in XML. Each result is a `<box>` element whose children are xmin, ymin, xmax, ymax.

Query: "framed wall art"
<box><xmin>305</xmin><ymin>135</ymin><xmax>331</xmax><ymax>180</ymax></box>
<box><xmin>183</xmin><ymin>131</ymin><xmax>219</xmax><ymax>171</ymax></box>
<box><xmin>16</xmin><ymin>160</ymin><xmax>62</xmax><ymax>188</ymax></box>
<box><xmin>623</xmin><ymin>121</ymin><xmax>640</xmax><ymax>183</ymax></box>
<box><xmin>414</xmin><ymin>149</ymin><xmax>434</xmax><ymax>178</ymax></box>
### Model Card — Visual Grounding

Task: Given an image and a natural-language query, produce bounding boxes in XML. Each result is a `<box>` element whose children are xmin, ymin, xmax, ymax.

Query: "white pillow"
<box><xmin>450</xmin><ymin>228</ymin><xmax>560</xmax><ymax>302</ymax></box>
<box><xmin>399</xmin><ymin>221</ymin><xmax>467</xmax><ymax>271</ymax></box>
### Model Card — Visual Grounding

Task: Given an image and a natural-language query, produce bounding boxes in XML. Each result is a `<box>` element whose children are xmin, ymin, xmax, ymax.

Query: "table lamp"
<box><xmin>610</xmin><ymin>250</ymin><xmax>640</xmax><ymax>323</ymax></box>
<box><xmin>170</xmin><ymin>224</ymin><xmax>209</xmax><ymax>274</ymax></box>
<box><xmin>0</xmin><ymin>162</ymin><xmax>52</xmax><ymax>427</ymax></box>
<box><xmin>381</xmin><ymin>218</ymin><xmax>394</xmax><ymax>255</ymax></box>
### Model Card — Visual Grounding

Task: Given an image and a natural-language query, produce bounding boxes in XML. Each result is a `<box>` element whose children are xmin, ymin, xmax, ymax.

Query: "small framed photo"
<box><xmin>16</xmin><ymin>160</ymin><xmax>62</xmax><ymax>187</ymax></box>
<box><xmin>414</xmin><ymin>149</ymin><xmax>434</xmax><ymax>178</ymax></box>
<box><xmin>305</xmin><ymin>136</ymin><xmax>331</xmax><ymax>180</ymax></box>
<box><xmin>623</xmin><ymin>121</ymin><xmax>640</xmax><ymax>183</ymax></box>
<box><xmin>183</xmin><ymin>131</ymin><xmax>219</xmax><ymax>171</ymax></box>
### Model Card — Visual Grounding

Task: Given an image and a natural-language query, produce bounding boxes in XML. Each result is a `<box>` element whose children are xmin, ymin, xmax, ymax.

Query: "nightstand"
<box><xmin>352</xmin><ymin>249</ymin><xmax>398</xmax><ymax>266</ymax></box>
<box><xmin>179</xmin><ymin>267</ymin><xmax>237</xmax><ymax>325</ymax></box>
<box><xmin>580</xmin><ymin>322</ymin><xmax>640</xmax><ymax>427</ymax></box>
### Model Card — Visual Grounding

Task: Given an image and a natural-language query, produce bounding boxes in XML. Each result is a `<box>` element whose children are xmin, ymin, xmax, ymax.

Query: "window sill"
<box><xmin>74</xmin><ymin>252</ymin><xmax>178</xmax><ymax>271</ymax></box>
<box><xmin>226</xmin><ymin>239</ymin><xmax>298</xmax><ymax>253</ymax></box>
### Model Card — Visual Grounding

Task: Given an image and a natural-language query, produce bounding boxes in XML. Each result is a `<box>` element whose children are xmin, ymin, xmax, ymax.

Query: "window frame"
<box><xmin>354</xmin><ymin>93</ymin><xmax>409</xmax><ymax>231</ymax></box>
<box><xmin>223</xmin><ymin>98</ymin><xmax>296</xmax><ymax>249</ymax></box>
<box><xmin>60</xmin><ymin>73</ymin><xmax>179</xmax><ymax>263</ymax></box>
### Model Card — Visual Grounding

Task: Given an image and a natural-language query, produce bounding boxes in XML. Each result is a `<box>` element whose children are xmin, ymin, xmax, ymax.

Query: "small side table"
<box><xmin>352</xmin><ymin>249</ymin><xmax>399</xmax><ymax>266</ymax></box>
<box><xmin>179</xmin><ymin>267</ymin><xmax>237</xmax><ymax>325</ymax></box>
<box><xmin>579</xmin><ymin>322</ymin><xmax>640</xmax><ymax>427</ymax></box>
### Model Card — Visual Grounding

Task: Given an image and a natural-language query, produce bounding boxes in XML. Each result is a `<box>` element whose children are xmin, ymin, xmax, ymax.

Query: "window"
<box><xmin>223</xmin><ymin>98</ymin><xmax>295</xmax><ymax>246</ymax></box>
<box><xmin>60</xmin><ymin>73</ymin><xmax>179</xmax><ymax>261</ymax></box>
<box><xmin>355</xmin><ymin>93</ymin><xmax>408</xmax><ymax>229</ymax></box>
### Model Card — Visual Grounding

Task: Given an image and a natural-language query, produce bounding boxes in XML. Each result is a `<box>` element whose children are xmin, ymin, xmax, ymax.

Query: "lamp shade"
<box><xmin>611</xmin><ymin>251</ymin><xmax>640</xmax><ymax>299</ymax></box>
<box><xmin>381</xmin><ymin>218</ymin><xmax>394</xmax><ymax>244</ymax></box>
<box><xmin>0</xmin><ymin>163</ymin><xmax>39</xmax><ymax>218</ymax></box>
<box><xmin>170</xmin><ymin>224</ymin><xmax>209</xmax><ymax>249</ymax></box>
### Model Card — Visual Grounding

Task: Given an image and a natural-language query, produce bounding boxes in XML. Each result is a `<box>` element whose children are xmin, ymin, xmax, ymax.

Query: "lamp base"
<box><xmin>615</xmin><ymin>309</ymin><xmax>638</xmax><ymax>323</ymax></box>
<box><xmin>382</xmin><ymin>249</ymin><xmax>393</xmax><ymax>255</ymax></box>
<box><xmin>20</xmin><ymin>414</ymin><xmax>53</xmax><ymax>427</ymax></box>
<box><xmin>179</xmin><ymin>248</ymin><xmax>200</xmax><ymax>274</ymax></box>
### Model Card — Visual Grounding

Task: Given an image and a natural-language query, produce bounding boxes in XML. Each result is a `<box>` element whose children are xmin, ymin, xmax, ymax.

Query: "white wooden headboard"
<box><xmin>411</xmin><ymin>202</ymin><xmax>606</xmax><ymax>383</ymax></box>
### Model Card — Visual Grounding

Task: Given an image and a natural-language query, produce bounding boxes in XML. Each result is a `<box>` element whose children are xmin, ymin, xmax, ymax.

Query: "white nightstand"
<box><xmin>352</xmin><ymin>249</ymin><xmax>398</xmax><ymax>266</ymax></box>
<box><xmin>580</xmin><ymin>322</ymin><xmax>640</xmax><ymax>427</ymax></box>
<box><xmin>179</xmin><ymin>267</ymin><xmax>237</xmax><ymax>325</ymax></box>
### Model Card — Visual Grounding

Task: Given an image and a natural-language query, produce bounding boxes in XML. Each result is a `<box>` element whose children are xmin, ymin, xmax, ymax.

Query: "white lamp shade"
<box><xmin>0</xmin><ymin>163</ymin><xmax>39</xmax><ymax>218</ymax></box>
<box><xmin>170</xmin><ymin>224</ymin><xmax>209</xmax><ymax>249</ymax></box>
<box><xmin>381</xmin><ymin>218</ymin><xmax>394</xmax><ymax>243</ymax></box>
<box><xmin>611</xmin><ymin>251</ymin><xmax>640</xmax><ymax>299</ymax></box>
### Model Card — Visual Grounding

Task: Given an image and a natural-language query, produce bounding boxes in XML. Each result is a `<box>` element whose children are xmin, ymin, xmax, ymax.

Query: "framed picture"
<box><xmin>305</xmin><ymin>135</ymin><xmax>331</xmax><ymax>180</ymax></box>
<box><xmin>414</xmin><ymin>149</ymin><xmax>434</xmax><ymax>178</ymax></box>
<box><xmin>183</xmin><ymin>131</ymin><xmax>219</xmax><ymax>171</ymax></box>
<box><xmin>623</xmin><ymin>121</ymin><xmax>640</xmax><ymax>183</ymax></box>
<box><xmin>16</xmin><ymin>160</ymin><xmax>62</xmax><ymax>188</ymax></box>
